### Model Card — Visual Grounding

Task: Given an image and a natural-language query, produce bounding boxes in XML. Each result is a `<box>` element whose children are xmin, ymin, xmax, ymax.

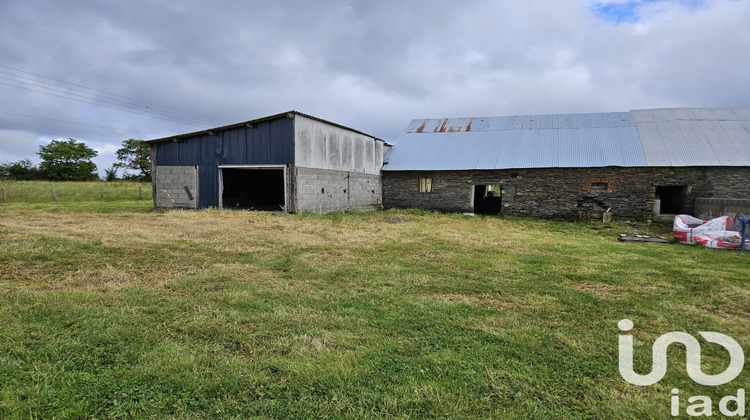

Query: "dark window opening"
<box><xmin>473</xmin><ymin>185</ymin><xmax>502</xmax><ymax>215</ymax></box>
<box><xmin>655</xmin><ymin>185</ymin><xmax>688</xmax><ymax>214</ymax></box>
<box><xmin>222</xmin><ymin>168</ymin><xmax>284</xmax><ymax>211</ymax></box>
<box><xmin>591</xmin><ymin>182</ymin><xmax>609</xmax><ymax>191</ymax></box>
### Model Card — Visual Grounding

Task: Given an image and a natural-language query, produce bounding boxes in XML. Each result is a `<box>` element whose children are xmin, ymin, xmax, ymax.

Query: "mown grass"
<box><xmin>0</xmin><ymin>180</ymin><xmax>151</xmax><ymax>202</ymax></box>
<box><xmin>0</xmin><ymin>201</ymin><xmax>748</xmax><ymax>419</ymax></box>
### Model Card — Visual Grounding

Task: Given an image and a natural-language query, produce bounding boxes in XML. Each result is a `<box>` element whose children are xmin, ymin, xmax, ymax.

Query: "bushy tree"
<box><xmin>38</xmin><ymin>139</ymin><xmax>98</xmax><ymax>181</ymax></box>
<box><xmin>0</xmin><ymin>159</ymin><xmax>42</xmax><ymax>180</ymax></box>
<box><xmin>104</xmin><ymin>166</ymin><xmax>119</xmax><ymax>181</ymax></box>
<box><xmin>114</xmin><ymin>139</ymin><xmax>151</xmax><ymax>182</ymax></box>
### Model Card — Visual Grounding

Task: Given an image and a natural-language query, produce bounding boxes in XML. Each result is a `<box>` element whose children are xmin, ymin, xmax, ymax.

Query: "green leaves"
<box><xmin>0</xmin><ymin>159</ymin><xmax>41</xmax><ymax>180</ymax></box>
<box><xmin>37</xmin><ymin>138</ymin><xmax>98</xmax><ymax>181</ymax></box>
<box><xmin>114</xmin><ymin>139</ymin><xmax>151</xmax><ymax>182</ymax></box>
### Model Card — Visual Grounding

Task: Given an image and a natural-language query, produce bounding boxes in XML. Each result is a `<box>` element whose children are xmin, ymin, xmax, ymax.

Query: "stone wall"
<box><xmin>295</xmin><ymin>166</ymin><xmax>382</xmax><ymax>213</ymax></box>
<box><xmin>154</xmin><ymin>165</ymin><xmax>198</xmax><ymax>209</ymax></box>
<box><xmin>383</xmin><ymin>167</ymin><xmax>750</xmax><ymax>219</ymax></box>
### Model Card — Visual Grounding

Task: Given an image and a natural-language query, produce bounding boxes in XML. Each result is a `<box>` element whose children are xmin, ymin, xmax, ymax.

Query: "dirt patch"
<box><xmin>431</xmin><ymin>293</ymin><xmax>515</xmax><ymax>311</ymax></box>
<box><xmin>570</xmin><ymin>282</ymin><xmax>618</xmax><ymax>294</ymax></box>
<box><xmin>411</xmin><ymin>250</ymin><xmax>449</xmax><ymax>261</ymax></box>
<box><xmin>66</xmin><ymin>266</ymin><xmax>137</xmax><ymax>289</ymax></box>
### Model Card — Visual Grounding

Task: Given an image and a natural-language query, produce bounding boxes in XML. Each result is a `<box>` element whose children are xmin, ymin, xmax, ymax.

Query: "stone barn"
<box><xmin>147</xmin><ymin>111</ymin><xmax>386</xmax><ymax>213</ymax></box>
<box><xmin>382</xmin><ymin>108</ymin><xmax>750</xmax><ymax>219</ymax></box>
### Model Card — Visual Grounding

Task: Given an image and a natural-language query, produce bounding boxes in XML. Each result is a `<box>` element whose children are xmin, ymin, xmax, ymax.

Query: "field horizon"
<box><xmin>0</xmin><ymin>180</ymin><xmax>151</xmax><ymax>203</ymax></box>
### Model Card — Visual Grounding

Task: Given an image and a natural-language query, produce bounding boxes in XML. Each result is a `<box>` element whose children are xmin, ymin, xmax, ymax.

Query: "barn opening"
<box><xmin>655</xmin><ymin>185</ymin><xmax>688</xmax><ymax>214</ymax></box>
<box><xmin>473</xmin><ymin>184</ymin><xmax>502</xmax><ymax>215</ymax></box>
<box><xmin>220</xmin><ymin>167</ymin><xmax>285</xmax><ymax>211</ymax></box>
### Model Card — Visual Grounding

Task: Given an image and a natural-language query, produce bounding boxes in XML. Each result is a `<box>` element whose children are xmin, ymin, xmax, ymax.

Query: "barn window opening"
<box><xmin>655</xmin><ymin>185</ymin><xmax>688</xmax><ymax>214</ymax></box>
<box><xmin>591</xmin><ymin>182</ymin><xmax>609</xmax><ymax>191</ymax></box>
<box><xmin>221</xmin><ymin>167</ymin><xmax>285</xmax><ymax>211</ymax></box>
<box><xmin>420</xmin><ymin>177</ymin><xmax>432</xmax><ymax>193</ymax></box>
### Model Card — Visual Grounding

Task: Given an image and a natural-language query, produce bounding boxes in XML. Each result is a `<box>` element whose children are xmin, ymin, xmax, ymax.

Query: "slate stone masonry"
<box><xmin>383</xmin><ymin>167</ymin><xmax>750</xmax><ymax>218</ymax></box>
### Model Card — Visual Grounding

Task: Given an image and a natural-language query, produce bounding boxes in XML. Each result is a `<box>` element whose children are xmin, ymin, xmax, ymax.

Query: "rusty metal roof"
<box><xmin>383</xmin><ymin>108</ymin><xmax>750</xmax><ymax>171</ymax></box>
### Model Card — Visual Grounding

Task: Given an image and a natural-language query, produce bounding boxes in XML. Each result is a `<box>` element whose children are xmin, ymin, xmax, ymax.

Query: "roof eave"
<box><xmin>145</xmin><ymin>110</ymin><xmax>386</xmax><ymax>144</ymax></box>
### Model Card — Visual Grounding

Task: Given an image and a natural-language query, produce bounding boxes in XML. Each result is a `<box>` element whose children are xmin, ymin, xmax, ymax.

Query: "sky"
<box><xmin>1</xmin><ymin>0</ymin><xmax>748</xmax><ymax>176</ymax></box>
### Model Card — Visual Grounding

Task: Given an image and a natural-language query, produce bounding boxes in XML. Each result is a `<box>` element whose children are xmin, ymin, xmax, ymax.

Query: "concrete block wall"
<box><xmin>154</xmin><ymin>165</ymin><xmax>198</xmax><ymax>209</ymax></box>
<box><xmin>295</xmin><ymin>166</ymin><xmax>381</xmax><ymax>213</ymax></box>
<box><xmin>696</xmin><ymin>198</ymin><xmax>750</xmax><ymax>220</ymax></box>
<box><xmin>383</xmin><ymin>167</ymin><xmax>750</xmax><ymax>219</ymax></box>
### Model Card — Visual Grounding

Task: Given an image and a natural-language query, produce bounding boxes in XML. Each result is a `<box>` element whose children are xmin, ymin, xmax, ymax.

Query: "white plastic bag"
<box><xmin>694</xmin><ymin>230</ymin><xmax>750</xmax><ymax>249</ymax></box>
<box><xmin>673</xmin><ymin>215</ymin><xmax>733</xmax><ymax>245</ymax></box>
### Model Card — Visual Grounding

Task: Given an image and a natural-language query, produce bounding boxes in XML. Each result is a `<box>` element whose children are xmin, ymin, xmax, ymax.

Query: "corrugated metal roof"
<box><xmin>384</xmin><ymin>112</ymin><xmax>647</xmax><ymax>170</ymax></box>
<box><xmin>384</xmin><ymin>108</ymin><xmax>750</xmax><ymax>171</ymax></box>
<box><xmin>405</xmin><ymin>112</ymin><xmax>635</xmax><ymax>134</ymax></box>
<box><xmin>632</xmin><ymin>108</ymin><xmax>750</xmax><ymax>167</ymax></box>
<box><xmin>146</xmin><ymin>110</ymin><xmax>385</xmax><ymax>143</ymax></box>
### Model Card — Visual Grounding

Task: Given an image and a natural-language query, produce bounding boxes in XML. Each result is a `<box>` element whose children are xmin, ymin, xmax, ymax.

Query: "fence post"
<box><xmin>100</xmin><ymin>185</ymin><xmax>104</xmax><ymax>200</ymax></box>
<box><xmin>52</xmin><ymin>183</ymin><xmax>57</xmax><ymax>201</ymax></box>
<box><xmin>1</xmin><ymin>187</ymin><xmax>6</xmax><ymax>203</ymax></box>
<box><xmin>139</xmin><ymin>186</ymin><xmax>143</xmax><ymax>200</ymax></box>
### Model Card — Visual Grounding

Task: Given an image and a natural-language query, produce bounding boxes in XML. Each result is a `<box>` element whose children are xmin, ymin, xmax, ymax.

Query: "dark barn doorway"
<box><xmin>655</xmin><ymin>185</ymin><xmax>688</xmax><ymax>214</ymax></box>
<box><xmin>473</xmin><ymin>185</ymin><xmax>502</xmax><ymax>215</ymax></box>
<box><xmin>221</xmin><ymin>168</ymin><xmax>285</xmax><ymax>211</ymax></box>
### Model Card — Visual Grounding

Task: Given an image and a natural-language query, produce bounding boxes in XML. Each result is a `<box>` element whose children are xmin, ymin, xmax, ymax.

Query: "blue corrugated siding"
<box><xmin>154</xmin><ymin>116</ymin><xmax>294</xmax><ymax>208</ymax></box>
<box><xmin>199</xmin><ymin>165</ymin><xmax>218</xmax><ymax>209</ymax></box>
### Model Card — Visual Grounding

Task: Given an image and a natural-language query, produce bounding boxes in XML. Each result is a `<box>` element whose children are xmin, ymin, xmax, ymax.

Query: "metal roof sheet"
<box><xmin>384</xmin><ymin>112</ymin><xmax>646</xmax><ymax>171</ymax></box>
<box><xmin>384</xmin><ymin>108</ymin><xmax>750</xmax><ymax>171</ymax></box>
<box><xmin>404</xmin><ymin>112</ymin><xmax>634</xmax><ymax>134</ymax></box>
<box><xmin>633</xmin><ymin>108</ymin><xmax>750</xmax><ymax>167</ymax></box>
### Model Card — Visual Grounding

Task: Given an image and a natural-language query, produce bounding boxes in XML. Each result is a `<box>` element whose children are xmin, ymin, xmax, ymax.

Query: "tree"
<box><xmin>114</xmin><ymin>139</ymin><xmax>151</xmax><ymax>182</ymax></box>
<box><xmin>104</xmin><ymin>166</ymin><xmax>119</xmax><ymax>182</ymax></box>
<box><xmin>0</xmin><ymin>159</ymin><xmax>41</xmax><ymax>180</ymax></box>
<box><xmin>38</xmin><ymin>139</ymin><xmax>99</xmax><ymax>181</ymax></box>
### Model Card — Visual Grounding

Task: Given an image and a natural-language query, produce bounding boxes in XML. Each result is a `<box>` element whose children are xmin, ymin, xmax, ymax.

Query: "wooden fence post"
<box><xmin>52</xmin><ymin>183</ymin><xmax>57</xmax><ymax>201</ymax></box>
<box><xmin>100</xmin><ymin>185</ymin><xmax>104</xmax><ymax>200</ymax></box>
<box><xmin>139</xmin><ymin>186</ymin><xmax>143</xmax><ymax>200</ymax></box>
<box><xmin>1</xmin><ymin>187</ymin><xmax>6</xmax><ymax>203</ymax></box>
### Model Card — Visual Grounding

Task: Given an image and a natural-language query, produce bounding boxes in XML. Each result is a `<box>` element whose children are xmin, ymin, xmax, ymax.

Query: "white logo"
<box><xmin>617</xmin><ymin>319</ymin><xmax>744</xmax><ymax>386</ymax></box>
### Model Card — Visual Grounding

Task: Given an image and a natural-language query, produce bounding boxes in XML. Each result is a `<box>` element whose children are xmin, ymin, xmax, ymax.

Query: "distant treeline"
<box><xmin>0</xmin><ymin>159</ymin><xmax>146</xmax><ymax>182</ymax></box>
<box><xmin>0</xmin><ymin>159</ymin><xmax>43</xmax><ymax>180</ymax></box>
<box><xmin>1</xmin><ymin>138</ymin><xmax>151</xmax><ymax>182</ymax></box>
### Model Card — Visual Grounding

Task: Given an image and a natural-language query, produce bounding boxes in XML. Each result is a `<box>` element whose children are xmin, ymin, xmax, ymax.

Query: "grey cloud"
<box><xmin>0</xmin><ymin>0</ymin><xmax>747</xmax><ymax>175</ymax></box>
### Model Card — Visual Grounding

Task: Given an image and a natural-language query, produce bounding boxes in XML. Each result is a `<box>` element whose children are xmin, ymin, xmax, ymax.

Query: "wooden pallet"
<box><xmin>617</xmin><ymin>234</ymin><xmax>669</xmax><ymax>243</ymax></box>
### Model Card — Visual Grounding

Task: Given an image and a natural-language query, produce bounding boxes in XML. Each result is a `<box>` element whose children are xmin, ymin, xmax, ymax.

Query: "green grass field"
<box><xmin>0</xmin><ymin>196</ymin><xmax>748</xmax><ymax>419</ymax></box>
<box><xmin>0</xmin><ymin>180</ymin><xmax>151</xmax><ymax>202</ymax></box>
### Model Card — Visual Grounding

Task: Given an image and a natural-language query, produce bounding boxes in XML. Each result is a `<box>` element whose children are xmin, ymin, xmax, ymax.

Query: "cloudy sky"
<box><xmin>1</xmin><ymin>0</ymin><xmax>748</xmax><ymax>175</ymax></box>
